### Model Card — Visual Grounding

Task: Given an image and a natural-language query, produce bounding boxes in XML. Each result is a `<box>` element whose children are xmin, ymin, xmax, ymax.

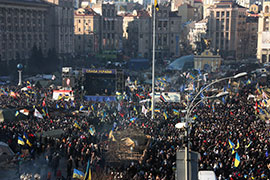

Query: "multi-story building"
<box><xmin>244</xmin><ymin>16</ymin><xmax>258</xmax><ymax>58</ymax></box>
<box><xmin>92</xmin><ymin>2</ymin><xmax>123</xmax><ymax>51</ymax></box>
<box><xmin>121</xmin><ymin>4</ymin><xmax>182</xmax><ymax>60</ymax></box>
<box><xmin>194</xmin><ymin>0</ymin><xmax>203</xmax><ymax>21</ymax></box>
<box><xmin>122</xmin><ymin>12</ymin><xmax>139</xmax><ymax>58</ymax></box>
<box><xmin>44</xmin><ymin>0</ymin><xmax>75</xmax><ymax>57</ymax></box>
<box><xmin>178</xmin><ymin>4</ymin><xmax>195</xmax><ymax>22</ymax></box>
<box><xmin>208</xmin><ymin>0</ymin><xmax>247</xmax><ymax>59</ymax></box>
<box><xmin>74</xmin><ymin>8</ymin><xmax>101</xmax><ymax>56</ymax></box>
<box><xmin>148</xmin><ymin>4</ymin><xmax>182</xmax><ymax>59</ymax></box>
<box><xmin>137</xmin><ymin>10</ymin><xmax>152</xmax><ymax>58</ymax></box>
<box><xmin>257</xmin><ymin>0</ymin><xmax>270</xmax><ymax>63</ymax></box>
<box><xmin>188</xmin><ymin>19</ymin><xmax>208</xmax><ymax>51</ymax></box>
<box><xmin>0</xmin><ymin>0</ymin><xmax>50</xmax><ymax>62</ymax></box>
<box><xmin>121</xmin><ymin>10</ymin><xmax>152</xmax><ymax>58</ymax></box>
<box><xmin>0</xmin><ymin>0</ymin><xmax>75</xmax><ymax>62</ymax></box>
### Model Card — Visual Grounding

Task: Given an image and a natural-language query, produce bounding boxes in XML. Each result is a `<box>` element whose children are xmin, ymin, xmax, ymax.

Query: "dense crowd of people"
<box><xmin>0</xmin><ymin>70</ymin><xmax>269</xmax><ymax>180</ymax></box>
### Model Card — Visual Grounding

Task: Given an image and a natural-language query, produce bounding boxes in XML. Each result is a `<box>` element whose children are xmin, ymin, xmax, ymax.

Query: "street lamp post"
<box><xmin>17</xmin><ymin>64</ymin><xmax>23</xmax><ymax>86</ymax></box>
<box><xmin>176</xmin><ymin>72</ymin><xmax>247</xmax><ymax>180</ymax></box>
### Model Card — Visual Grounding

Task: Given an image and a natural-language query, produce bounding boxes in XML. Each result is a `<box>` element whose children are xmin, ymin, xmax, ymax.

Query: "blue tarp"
<box><xmin>129</xmin><ymin>58</ymin><xmax>149</xmax><ymax>70</ymax></box>
<box><xmin>167</xmin><ymin>55</ymin><xmax>194</xmax><ymax>71</ymax></box>
<box><xmin>84</xmin><ymin>96</ymin><xmax>117</xmax><ymax>102</ymax></box>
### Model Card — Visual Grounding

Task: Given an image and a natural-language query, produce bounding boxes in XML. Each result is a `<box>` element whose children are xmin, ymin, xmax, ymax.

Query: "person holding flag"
<box><xmin>84</xmin><ymin>160</ymin><xmax>91</xmax><ymax>180</ymax></box>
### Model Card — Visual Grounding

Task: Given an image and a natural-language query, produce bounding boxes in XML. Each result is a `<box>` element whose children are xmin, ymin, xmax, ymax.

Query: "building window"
<box><xmin>163</xmin><ymin>35</ymin><xmax>167</xmax><ymax>45</ymax></box>
<box><xmin>112</xmin><ymin>21</ymin><xmax>114</xmax><ymax>30</ymax></box>
<box><xmin>216</xmin><ymin>12</ymin><xmax>220</xmax><ymax>17</ymax></box>
<box><xmin>226</xmin><ymin>11</ymin><xmax>229</xmax><ymax>17</ymax></box>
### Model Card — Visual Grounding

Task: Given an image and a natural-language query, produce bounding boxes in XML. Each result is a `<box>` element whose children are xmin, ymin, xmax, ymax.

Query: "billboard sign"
<box><xmin>82</xmin><ymin>69</ymin><xmax>116</xmax><ymax>74</ymax></box>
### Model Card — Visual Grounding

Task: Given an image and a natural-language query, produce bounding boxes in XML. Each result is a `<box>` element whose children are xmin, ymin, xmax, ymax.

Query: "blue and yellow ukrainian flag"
<box><xmin>133</xmin><ymin>106</ymin><xmax>138</xmax><ymax>115</ymax></box>
<box><xmin>212</xmin><ymin>104</ymin><xmax>215</xmax><ymax>113</ymax></box>
<box><xmin>26</xmin><ymin>139</ymin><xmax>32</xmax><ymax>147</ymax></box>
<box><xmin>23</xmin><ymin>133</ymin><xmax>32</xmax><ymax>147</ymax></box>
<box><xmin>234</xmin><ymin>152</ymin><xmax>240</xmax><ymax>167</ymax></box>
<box><xmin>79</xmin><ymin>104</ymin><xmax>84</xmax><ymax>111</ymax></box>
<box><xmin>84</xmin><ymin>160</ymin><xmax>91</xmax><ymax>180</ymax></box>
<box><xmin>236</xmin><ymin>139</ymin><xmax>240</xmax><ymax>149</ymax></box>
<box><xmin>189</xmin><ymin>73</ymin><xmax>195</xmax><ymax>80</ymax></box>
<box><xmin>74</xmin><ymin>121</ymin><xmax>81</xmax><ymax>129</ymax></box>
<box><xmin>154</xmin><ymin>0</ymin><xmax>159</xmax><ymax>11</ymax></box>
<box><xmin>163</xmin><ymin>111</ymin><xmax>168</xmax><ymax>120</ymax></box>
<box><xmin>229</xmin><ymin>139</ymin><xmax>235</xmax><ymax>149</ymax></box>
<box><xmin>246</xmin><ymin>141</ymin><xmax>252</xmax><ymax>148</ymax></box>
<box><xmin>89</xmin><ymin>127</ymin><xmax>95</xmax><ymax>136</ymax></box>
<box><xmin>173</xmin><ymin>109</ymin><xmax>179</xmax><ymax>115</ymax></box>
<box><xmin>73</xmin><ymin>169</ymin><xmax>84</xmax><ymax>180</ymax></box>
<box><xmin>15</xmin><ymin>111</ymin><xmax>19</xmax><ymax>117</ymax></box>
<box><xmin>130</xmin><ymin>117</ymin><xmax>137</xmax><ymax>123</ymax></box>
<box><xmin>91</xmin><ymin>104</ymin><xmax>95</xmax><ymax>111</ymax></box>
<box><xmin>18</xmin><ymin>136</ymin><xmax>25</xmax><ymax>145</ymax></box>
<box><xmin>232</xmin><ymin>148</ymin><xmax>235</xmax><ymax>154</ymax></box>
<box><xmin>192</xmin><ymin>115</ymin><xmax>198</xmax><ymax>120</ymax></box>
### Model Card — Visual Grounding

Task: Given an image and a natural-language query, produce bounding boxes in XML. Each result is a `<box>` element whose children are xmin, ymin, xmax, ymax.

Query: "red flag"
<box><xmin>42</xmin><ymin>99</ymin><xmax>46</xmax><ymax>107</ymax></box>
<box><xmin>119</xmin><ymin>112</ymin><xmax>124</xmax><ymax>117</ymax></box>
<box><xmin>255</xmin><ymin>102</ymin><xmax>259</xmax><ymax>113</ymax></box>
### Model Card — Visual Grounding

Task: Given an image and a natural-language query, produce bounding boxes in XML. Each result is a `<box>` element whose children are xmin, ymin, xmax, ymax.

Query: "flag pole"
<box><xmin>151</xmin><ymin>2</ymin><xmax>156</xmax><ymax>120</ymax></box>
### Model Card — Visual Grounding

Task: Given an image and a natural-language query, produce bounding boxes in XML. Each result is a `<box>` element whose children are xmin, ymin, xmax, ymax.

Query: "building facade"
<box><xmin>257</xmin><ymin>0</ymin><xmax>270</xmax><ymax>63</ymax></box>
<box><xmin>208</xmin><ymin>1</ymin><xmax>247</xmax><ymax>59</ymax></box>
<box><xmin>137</xmin><ymin>10</ymin><xmax>152</xmax><ymax>58</ymax></box>
<box><xmin>92</xmin><ymin>3</ymin><xmax>123</xmax><ymax>51</ymax></box>
<box><xmin>0</xmin><ymin>0</ymin><xmax>75</xmax><ymax>62</ymax></box>
<box><xmin>74</xmin><ymin>8</ymin><xmax>101</xmax><ymax>56</ymax></box>
<box><xmin>245</xmin><ymin>16</ymin><xmax>258</xmax><ymax>58</ymax></box>
<box><xmin>45</xmin><ymin>0</ymin><xmax>75</xmax><ymax>57</ymax></box>
<box><xmin>150</xmin><ymin>4</ymin><xmax>182</xmax><ymax>59</ymax></box>
<box><xmin>122</xmin><ymin>12</ymin><xmax>139</xmax><ymax>58</ymax></box>
<box><xmin>0</xmin><ymin>0</ymin><xmax>50</xmax><ymax>62</ymax></box>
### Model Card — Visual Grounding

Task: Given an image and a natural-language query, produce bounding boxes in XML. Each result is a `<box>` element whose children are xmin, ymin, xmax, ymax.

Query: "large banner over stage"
<box><xmin>82</xmin><ymin>68</ymin><xmax>116</xmax><ymax>74</ymax></box>
<box><xmin>84</xmin><ymin>95</ymin><xmax>116</xmax><ymax>102</ymax></box>
<box><xmin>262</xmin><ymin>32</ymin><xmax>270</xmax><ymax>49</ymax></box>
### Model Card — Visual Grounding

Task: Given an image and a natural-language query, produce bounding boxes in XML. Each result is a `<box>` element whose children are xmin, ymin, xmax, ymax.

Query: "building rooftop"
<box><xmin>0</xmin><ymin>0</ymin><xmax>51</xmax><ymax>6</ymax></box>
<box><xmin>194</xmin><ymin>0</ymin><xmax>203</xmax><ymax>3</ymax></box>
<box><xmin>214</xmin><ymin>0</ymin><xmax>246</xmax><ymax>8</ymax></box>
<box><xmin>75</xmin><ymin>8</ymin><xmax>100</xmax><ymax>16</ymax></box>
<box><xmin>137</xmin><ymin>10</ymin><xmax>150</xmax><ymax>17</ymax></box>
